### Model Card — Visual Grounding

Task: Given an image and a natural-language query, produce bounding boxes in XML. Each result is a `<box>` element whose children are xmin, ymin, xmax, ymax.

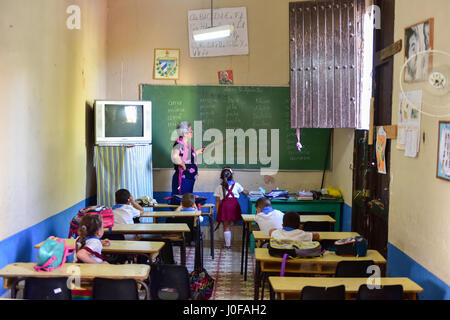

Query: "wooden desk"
<box><xmin>254</xmin><ymin>248</ymin><xmax>386</xmax><ymax>300</ymax></box>
<box><xmin>241</xmin><ymin>214</ymin><xmax>336</xmax><ymax>224</ymax></box>
<box><xmin>0</xmin><ymin>262</ymin><xmax>150</xmax><ymax>299</ymax></box>
<box><xmin>110</xmin><ymin>223</ymin><xmax>190</xmax><ymax>265</ymax></box>
<box><xmin>252</xmin><ymin>231</ymin><xmax>360</xmax><ymax>248</ymax></box>
<box><xmin>240</xmin><ymin>214</ymin><xmax>336</xmax><ymax>281</ymax></box>
<box><xmin>140</xmin><ymin>211</ymin><xmax>204</xmax><ymax>269</ymax></box>
<box><xmin>35</xmin><ymin>239</ymin><xmax>165</xmax><ymax>263</ymax></box>
<box><xmin>247</xmin><ymin>197</ymin><xmax>343</xmax><ymax>231</ymax></box>
<box><xmin>268</xmin><ymin>276</ymin><xmax>424</xmax><ymax>300</ymax></box>
<box><xmin>143</xmin><ymin>203</ymin><xmax>215</xmax><ymax>260</ymax></box>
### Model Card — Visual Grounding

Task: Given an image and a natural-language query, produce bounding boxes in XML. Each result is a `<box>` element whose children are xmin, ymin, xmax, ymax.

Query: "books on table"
<box><xmin>296</xmin><ymin>190</ymin><xmax>313</xmax><ymax>200</ymax></box>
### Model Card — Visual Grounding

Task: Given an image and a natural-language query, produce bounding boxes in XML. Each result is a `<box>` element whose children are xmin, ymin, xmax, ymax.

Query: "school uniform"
<box><xmin>75</xmin><ymin>237</ymin><xmax>104</xmax><ymax>263</ymax></box>
<box><xmin>271</xmin><ymin>227</ymin><xmax>313</xmax><ymax>242</ymax></box>
<box><xmin>214</xmin><ymin>180</ymin><xmax>243</xmax><ymax>222</ymax></box>
<box><xmin>112</xmin><ymin>203</ymin><xmax>141</xmax><ymax>240</ymax></box>
<box><xmin>255</xmin><ymin>206</ymin><xmax>284</xmax><ymax>235</ymax></box>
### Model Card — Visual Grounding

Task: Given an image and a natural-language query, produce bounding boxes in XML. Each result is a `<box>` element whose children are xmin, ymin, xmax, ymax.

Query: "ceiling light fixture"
<box><xmin>192</xmin><ymin>0</ymin><xmax>234</xmax><ymax>42</ymax></box>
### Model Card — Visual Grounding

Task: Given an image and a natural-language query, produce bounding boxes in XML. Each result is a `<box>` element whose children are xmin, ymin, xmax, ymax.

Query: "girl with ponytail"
<box><xmin>214</xmin><ymin>167</ymin><xmax>248</xmax><ymax>249</ymax></box>
<box><xmin>76</xmin><ymin>214</ymin><xmax>111</xmax><ymax>264</ymax></box>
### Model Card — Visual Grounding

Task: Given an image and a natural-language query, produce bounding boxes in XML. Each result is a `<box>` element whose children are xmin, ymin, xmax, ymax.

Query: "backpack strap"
<box><xmin>75</xmin><ymin>238</ymin><xmax>105</xmax><ymax>262</ymax></box>
<box><xmin>280</xmin><ymin>253</ymin><xmax>289</xmax><ymax>277</ymax></box>
<box><xmin>82</xmin><ymin>246</ymin><xmax>106</xmax><ymax>262</ymax></box>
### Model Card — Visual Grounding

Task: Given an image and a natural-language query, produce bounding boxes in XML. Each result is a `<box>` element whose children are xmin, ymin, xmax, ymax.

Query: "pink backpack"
<box><xmin>69</xmin><ymin>206</ymin><xmax>114</xmax><ymax>238</ymax></box>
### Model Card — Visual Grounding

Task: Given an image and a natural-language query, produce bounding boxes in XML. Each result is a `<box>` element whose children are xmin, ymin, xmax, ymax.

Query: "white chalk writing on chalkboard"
<box><xmin>188</xmin><ymin>7</ymin><xmax>248</xmax><ymax>58</ymax></box>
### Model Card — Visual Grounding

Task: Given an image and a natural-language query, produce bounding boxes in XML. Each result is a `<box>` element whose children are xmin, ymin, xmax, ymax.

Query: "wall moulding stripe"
<box><xmin>0</xmin><ymin>196</ymin><xmax>96</xmax><ymax>296</ymax></box>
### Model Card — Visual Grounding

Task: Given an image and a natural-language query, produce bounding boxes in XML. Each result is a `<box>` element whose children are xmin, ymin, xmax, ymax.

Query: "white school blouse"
<box><xmin>213</xmin><ymin>182</ymin><xmax>244</xmax><ymax>200</ymax></box>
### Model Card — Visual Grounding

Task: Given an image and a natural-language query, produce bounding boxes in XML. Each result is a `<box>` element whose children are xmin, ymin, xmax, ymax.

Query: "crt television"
<box><xmin>94</xmin><ymin>100</ymin><xmax>152</xmax><ymax>145</ymax></box>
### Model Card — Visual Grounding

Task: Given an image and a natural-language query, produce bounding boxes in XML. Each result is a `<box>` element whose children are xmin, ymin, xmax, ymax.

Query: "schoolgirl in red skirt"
<box><xmin>214</xmin><ymin>167</ymin><xmax>247</xmax><ymax>249</ymax></box>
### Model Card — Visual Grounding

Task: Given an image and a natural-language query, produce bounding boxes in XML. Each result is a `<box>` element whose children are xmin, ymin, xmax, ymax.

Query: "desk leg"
<box><xmin>269</xmin><ymin>281</ymin><xmax>275</xmax><ymax>300</ymax></box>
<box><xmin>333</xmin><ymin>207</ymin><xmax>340</xmax><ymax>231</ymax></box>
<box><xmin>240</xmin><ymin>221</ymin><xmax>247</xmax><ymax>275</ymax></box>
<box><xmin>244</xmin><ymin>223</ymin><xmax>250</xmax><ymax>281</ymax></box>
<box><xmin>254</xmin><ymin>261</ymin><xmax>261</xmax><ymax>300</ymax></box>
<box><xmin>180</xmin><ymin>236</ymin><xmax>186</xmax><ymax>266</ymax></box>
<box><xmin>10</xmin><ymin>278</ymin><xmax>23</xmax><ymax>299</ymax></box>
<box><xmin>210</xmin><ymin>210</ymin><xmax>214</xmax><ymax>259</ymax></box>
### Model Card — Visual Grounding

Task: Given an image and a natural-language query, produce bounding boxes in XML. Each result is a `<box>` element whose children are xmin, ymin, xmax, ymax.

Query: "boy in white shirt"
<box><xmin>112</xmin><ymin>189</ymin><xmax>144</xmax><ymax>240</ymax></box>
<box><xmin>271</xmin><ymin>211</ymin><xmax>320</xmax><ymax>241</ymax></box>
<box><xmin>254</xmin><ymin>197</ymin><xmax>284</xmax><ymax>236</ymax></box>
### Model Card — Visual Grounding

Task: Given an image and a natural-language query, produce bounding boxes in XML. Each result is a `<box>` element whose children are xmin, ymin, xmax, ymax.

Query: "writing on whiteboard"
<box><xmin>188</xmin><ymin>7</ymin><xmax>249</xmax><ymax>58</ymax></box>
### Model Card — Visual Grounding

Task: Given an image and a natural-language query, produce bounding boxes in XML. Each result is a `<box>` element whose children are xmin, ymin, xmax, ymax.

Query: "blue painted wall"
<box><xmin>0</xmin><ymin>196</ymin><xmax>96</xmax><ymax>296</ymax></box>
<box><xmin>387</xmin><ymin>243</ymin><xmax>450</xmax><ymax>300</ymax></box>
<box><xmin>341</xmin><ymin>203</ymin><xmax>352</xmax><ymax>232</ymax></box>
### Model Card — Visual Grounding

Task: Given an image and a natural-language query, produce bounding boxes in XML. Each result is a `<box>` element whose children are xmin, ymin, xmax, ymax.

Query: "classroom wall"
<box><xmin>389</xmin><ymin>0</ymin><xmax>450</xmax><ymax>289</ymax></box>
<box><xmin>105</xmin><ymin>0</ymin><xmax>353</xmax><ymax>220</ymax></box>
<box><xmin>0</xmin><ymin>0</ymin><xmax>107</xmax><ymax>241</ymax></box>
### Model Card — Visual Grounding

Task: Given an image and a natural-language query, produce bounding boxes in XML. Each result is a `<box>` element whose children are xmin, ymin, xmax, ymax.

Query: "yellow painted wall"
<box><xmin>327</xmin><ymin>128</ymin><xmax>355</xmax><ymax>206</ymax></box>
<box><xmin>0</xmin><ymin>0</ymin><xmax>107</xmax><ymax>240</ymax></box>
<box><xmin>390</xmin><ymin>0</ymin><xmax>450</xmax><ymax>284</ymax></box>
<box><xmin>105</xmin><ymin>0</ymin><xmax>352</xmax><ymax>204</ymax></box>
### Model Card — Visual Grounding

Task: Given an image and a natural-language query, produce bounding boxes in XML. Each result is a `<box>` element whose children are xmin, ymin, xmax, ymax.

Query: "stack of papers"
<box><xmin>249</xmin><ymin>191</ymin><xmax>264</xmax><ymax>198</ymax></box>
<box><xmin>265</xmin><ymin>190</ymin><xmax>290</xmax><ymax>200</ymax></box>
<box><xmin>296</xmin><ymin>190</ymin><xmax>313</xmax><ymax>200</ymax></box>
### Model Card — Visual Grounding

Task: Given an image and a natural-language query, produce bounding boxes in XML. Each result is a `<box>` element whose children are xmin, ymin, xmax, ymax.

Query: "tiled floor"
<box><xmin>173</xmin><ymin>243</ymin><xmax>270</xmax><ymax>300</ymax></box>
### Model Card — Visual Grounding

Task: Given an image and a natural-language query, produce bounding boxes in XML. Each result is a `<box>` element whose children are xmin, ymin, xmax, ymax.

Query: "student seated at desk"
<box><xmin>175</xmin><ymin>192</ymin><xmax>203</xmax><ymax>224</ymax></box>
<box><xmin>254</xmin><ymin>197</ymin><xmax>284</xmax><ymax>236</ymax></box>
<box><xmin>112</xmin><ymin>188</ymin><xmax>144</xmax><ymax>240</ymax></box>
<box><xmin>271</xmin><ymin>211</ymin><xmax>320</xmax><ymax>241</ymax></box>
<box><xmin>76</xmin><ymin>214</ymin><xmax>110</xmax><ymax>264</ymax></box>
<box><xmin>167</xmin><ymin>192</ymin><xmax>197</xmax><ymax>246</ymax></box>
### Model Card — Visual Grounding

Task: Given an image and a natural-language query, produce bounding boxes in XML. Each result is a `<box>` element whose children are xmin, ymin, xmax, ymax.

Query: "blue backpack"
<box><xmin>34</xmin><ymin>236</ymin><xmax>75</xmax><ymax>272</ymax></box>
<box><xmin>334</xmin><ymin>236</ymin><xmax>368</xmax><ymax>257</ymax></box>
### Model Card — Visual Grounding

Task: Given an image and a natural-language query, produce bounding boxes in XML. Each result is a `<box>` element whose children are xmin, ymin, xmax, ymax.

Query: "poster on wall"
<box><xmin>397</xmin><ymin>90</ymin><xmax>422</xmax><ymax>158</ymax></box>
<box><xmin>376</xmin><ymin>126</ymin><xmax>387</xmax><ymax>174</ymax></box>
<box><xmin>153</xmin><ymin>49</ymin><xmax>180</xmax><ymax>80</ymax></box>
<box><xmin>437</xmin><ymin>121</ymin><xmax>450</xmax><ymax>181</ymax></box>
<box><xmin>218</xmin><ymin>70</ymin><xmax>233</xmax><ymax>84</ymax></box>
<box><xmin>404</xmin><ymin>18</ymin><xmax>434</xmax><ymax>82</ymax></box>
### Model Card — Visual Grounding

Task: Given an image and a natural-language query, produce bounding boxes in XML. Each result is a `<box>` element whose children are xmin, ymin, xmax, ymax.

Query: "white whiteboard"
<box><xmin>188</xmin><ymin>6</ymin><xmax>249</xmax><ymax>58</ymax></box>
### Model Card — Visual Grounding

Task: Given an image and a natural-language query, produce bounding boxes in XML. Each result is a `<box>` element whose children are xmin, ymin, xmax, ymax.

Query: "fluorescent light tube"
<box><xmin>193</xmin><ymin>24</ymin><xmax>234</xmax><ymax>41</ymax></box>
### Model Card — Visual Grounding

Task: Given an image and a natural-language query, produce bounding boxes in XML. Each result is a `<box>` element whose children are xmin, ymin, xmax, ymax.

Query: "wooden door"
<box><xmin>352</xmin><ymin>0</ymin><xmax>395</xmax><ymax>258</ymax></box>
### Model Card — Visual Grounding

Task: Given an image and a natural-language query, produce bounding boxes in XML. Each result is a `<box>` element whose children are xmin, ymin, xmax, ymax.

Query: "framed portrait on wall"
<box><xmin>437</xmin><ymin>121</ymin><xmax>450</xmax><ymax>181</ymax></box>
<box><xmin>154</xmin><ymin>49</ymin><xmax>180</xmax><ymax>80</ymax></box>
<box><xmin>404</xmin><ymin>18</ymin><xmax>434</xmax><ymax>82</ymax></box>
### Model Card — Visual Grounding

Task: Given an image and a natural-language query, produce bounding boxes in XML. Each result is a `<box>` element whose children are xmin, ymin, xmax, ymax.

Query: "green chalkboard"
<box><xmin>141</xmin><ymin>84</ymin><xmax>331</xmax><ymax>171</ymax></box>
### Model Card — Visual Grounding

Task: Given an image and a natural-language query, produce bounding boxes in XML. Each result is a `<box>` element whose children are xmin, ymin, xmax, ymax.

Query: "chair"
<box><xmin>302</xmin><ymin>221</ymin><xmax>331</xmax><ymax>231</ymax></box>
<box><xmin>20</xmin><ymin>277</ymin><xmax>72</xmax><ymax>300</ymax></box>
<box><xmin>334</xmin><ymin>260</ymin><xmax>375</xmax><ymax>277</ymax></box>
<box><xmin>92</xmin><ymin>277</ymin><xmax>146</xmax><ymax>300</ymax></box>
<box><xmin>102</xmin><ymin>232</ymin><xmax>125</xmax><ymax>241</ymax></box>
<box><xmin>149</xmin><ymin>264</ymin><xmax>191</xmax><ymax>300</ymax></box>
<box><xmin>357</xmin><ymin>284</ymin><xmax>404</xmax><ymax>300</ymax></box>
<box><xmin>300</xmin><ymin>285</ymin><xmax>346</xmax><ymax>300</ymax></box>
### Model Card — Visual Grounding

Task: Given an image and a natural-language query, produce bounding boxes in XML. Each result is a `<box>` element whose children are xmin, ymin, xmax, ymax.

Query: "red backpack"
<box><xmin>68</xmin><ymin>205</ymin><xmax>114</xmax><ymax>238</ymax></box>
